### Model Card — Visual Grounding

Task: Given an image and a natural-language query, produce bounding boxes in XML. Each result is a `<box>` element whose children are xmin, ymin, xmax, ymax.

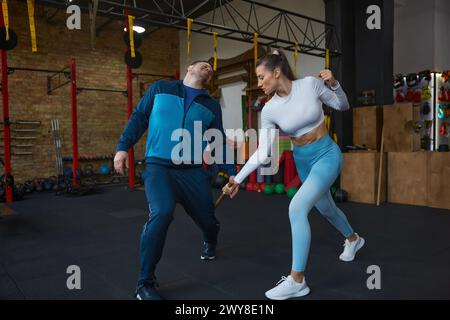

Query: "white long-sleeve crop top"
<box><xmin>234</xmin><ymin>76</ymin><xmax>349</xmax><ymax>184</ymax></box>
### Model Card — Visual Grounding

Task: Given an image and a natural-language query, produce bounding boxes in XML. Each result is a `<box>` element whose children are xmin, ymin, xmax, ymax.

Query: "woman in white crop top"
<box><xmin>222</xmin><ymin>50</ymin><xmax>365</xmax><ymax>300</ymax></box>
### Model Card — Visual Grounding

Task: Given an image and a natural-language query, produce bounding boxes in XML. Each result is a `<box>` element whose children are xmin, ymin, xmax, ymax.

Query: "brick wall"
<box><xmin>1</xmin><ymin>2</ymin><xmax>179</xmax><ymax>182</ymax></box>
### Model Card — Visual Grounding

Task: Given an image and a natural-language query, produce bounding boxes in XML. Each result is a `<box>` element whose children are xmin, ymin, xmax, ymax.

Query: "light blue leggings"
<box><xmin>290</xmin><ymin>134</ymin><xmax>354</xmax><ymax>272</ymax></box>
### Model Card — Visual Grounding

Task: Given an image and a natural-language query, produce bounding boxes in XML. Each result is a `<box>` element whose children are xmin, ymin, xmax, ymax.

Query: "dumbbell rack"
<box><xmin>62</xmin><ymin>154</ymin><xmax>115</xmax><ymax>162</ymax></box>
<box><xmin>62</xmin><ymin>154</ymin><xmax>115</xmax><ymax>185</ymax></box>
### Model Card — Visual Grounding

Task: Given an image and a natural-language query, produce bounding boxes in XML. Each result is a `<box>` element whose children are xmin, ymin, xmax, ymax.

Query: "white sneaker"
<box><xmin>265</xmin><ymin>275</ymin><xmax>310</xmax><ymax>300</ymax></box>
<box><xmin>339</xmin><ymin>233</ymin><xmax>365</xmax><ymax>262</ymax></box>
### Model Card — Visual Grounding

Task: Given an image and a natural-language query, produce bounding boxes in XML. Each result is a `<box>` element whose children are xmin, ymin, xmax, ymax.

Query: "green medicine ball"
<box><xmin>287</xmin><ymin>187</ymin><xmax>298</xmax><ymax>199</ymax></box>
<box><xmin>264</xmin><ymin>185</ymin><xmax>275</xmax><ymax>194</ymax></box>
<box><xmin>275</xmin><ymin>183</ymin><xmax>285</xmax><ymax>194</ymax></box>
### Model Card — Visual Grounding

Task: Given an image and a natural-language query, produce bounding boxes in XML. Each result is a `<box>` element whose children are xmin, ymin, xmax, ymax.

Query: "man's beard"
<box><xmin>194</xmin><ymin>71</ymin><xmax>210</xmax><ymax>86</ymax></box>
<box><xmin>200</xmin><ymin>77</ymin><xmax>209</xmax><ymax>86</ymax></box>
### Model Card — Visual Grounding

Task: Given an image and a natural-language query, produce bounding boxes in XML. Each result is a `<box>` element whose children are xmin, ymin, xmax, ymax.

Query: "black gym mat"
<box><xmin>0</xmin><ymin>186</ymin><xmax>449</xmax><ymax>300</ymax></box>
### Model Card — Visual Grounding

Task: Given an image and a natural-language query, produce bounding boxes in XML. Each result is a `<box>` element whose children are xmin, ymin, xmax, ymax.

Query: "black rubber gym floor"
<box><xmin>1</xmin><ymin>185</ymin><xmax>449</xmax><ymax>300</ymax></box>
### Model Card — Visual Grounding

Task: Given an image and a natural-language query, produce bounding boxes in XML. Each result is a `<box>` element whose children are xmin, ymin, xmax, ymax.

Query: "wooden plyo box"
<box><xmin>383</xmin><ymin>103</ymin><xmax>421</xmax><ymax>152</ymax></box>
<box><xmin>353</xmin><ymin>105</ymin><xmax>383</xmax><ymax>151</ymax></box>
<box><xmin>342</xmin><ymin>151</ymin><xmax>450</xmax><ymax>209</ymax></box>
<box><xmin>427</xmin><ymin>152</ymin><xmax>450</xmax><ymax>210</ymax></box>
<box><xmin>341</xmin><ymin>151</ymin><xmax>386</xmax><ymax>204</ymax></box>
<box><xmin>387</xmin><ymin>152</ymin><xmax>428</xmax><ymax>206</ymax></box>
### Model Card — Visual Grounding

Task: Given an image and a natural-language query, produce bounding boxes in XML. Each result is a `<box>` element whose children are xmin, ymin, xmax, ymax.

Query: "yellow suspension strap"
<box><xmin>128</xmin><ymin>15</ymin><xmax>135</xmax><ymax>58</ymax></box>
<box><xmin>213</xmin><ymin>32</ymin><xmax>218</xmax><ymax>71</ymax></box>
<box><xmin>325</xmin><ymin>115</ymin><xmax>330</xmax><ymax>132</ymax></box>
<box><xmin>294</xmin><ymin>41</ymin><xmax>299</xmax><ymax>78</ymax></box>
<box><xmin>27</xmin><ymin>0</ymin><xmax>37</xmax><ymax>52</ymax></box>
<box><xmin>333</xmin><ymin>133</ymin><xmax>338</xmax><ymax>143</ymax></box>
<box><xmin>187</xmin><ymin>18</ymin><xmax>193</xmax><ymax>58</ymax></box>
<box><xmin>325</xmin><ymin>48</ymin><xmax>337</xmax><ymax>143</ymax></box>
<box><xmin>253</xmin><ymin>32</ymin><xmax>258</xmax><ymax>69</ymax></box>
<box><xmin>2</xmin><ymin>0</ymin><xmax>9</xmax><ymax>40</ymax></box>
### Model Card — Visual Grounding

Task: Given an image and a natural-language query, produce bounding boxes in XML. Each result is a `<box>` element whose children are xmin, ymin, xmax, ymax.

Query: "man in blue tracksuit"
<box><xmin>114</xmin><ymin>61</ymin><xmax>233</xmax><ymax>300</ymax></box>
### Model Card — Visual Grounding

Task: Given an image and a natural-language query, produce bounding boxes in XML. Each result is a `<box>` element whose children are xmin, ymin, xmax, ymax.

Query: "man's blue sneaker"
<box><xmin>201</xmin><ymin>242</ymin><xmax>216</xmax><ymax>260</ymax></box>
<box><xmin>134</xmin><ymin>282</ymin><xmax>162</xmax><ymax>300</ymax></box>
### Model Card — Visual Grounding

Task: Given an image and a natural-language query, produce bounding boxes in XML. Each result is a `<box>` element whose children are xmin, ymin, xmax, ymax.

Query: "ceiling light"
<box><xmin>124</xmin><ymin>25</ymin><xmax>146</xmax><ymax>34</ymax></box>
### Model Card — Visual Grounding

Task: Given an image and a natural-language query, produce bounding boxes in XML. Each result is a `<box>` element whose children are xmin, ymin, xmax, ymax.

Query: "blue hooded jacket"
<box><xmin>117</xmin><ymin>80</ymin><xmax>234</xmax><ymax>172</ymax></box>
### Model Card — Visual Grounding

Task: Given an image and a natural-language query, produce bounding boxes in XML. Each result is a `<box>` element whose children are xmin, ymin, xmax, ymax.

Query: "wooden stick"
<box><xmin>376</xmin><ymin>126</ymin><xmax>385</xmax><ymax>206</ymax></box>
<box><xmin>214</xmin><ymin>183</ymin><xmax>235</xmax><ymax>208</ymax></box>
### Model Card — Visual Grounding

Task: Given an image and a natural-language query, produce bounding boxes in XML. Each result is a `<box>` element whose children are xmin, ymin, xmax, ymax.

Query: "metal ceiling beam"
<box><xmin>241</xmin><ymin>0</ymin><xmax>333</xmax><ymax>27</ymax></box>
<box><xmin>35</xmin><ymin>0</ymin><xmax>341</xmax><ymax>58</ymax></box>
